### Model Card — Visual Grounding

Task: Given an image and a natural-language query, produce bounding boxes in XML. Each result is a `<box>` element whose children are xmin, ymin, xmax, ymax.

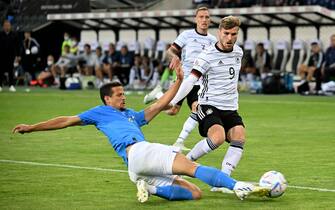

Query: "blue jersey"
<box><xmin>78</xmin><ymin>105</ymin><xmax>148</xmax><ymax>165</ymax></box>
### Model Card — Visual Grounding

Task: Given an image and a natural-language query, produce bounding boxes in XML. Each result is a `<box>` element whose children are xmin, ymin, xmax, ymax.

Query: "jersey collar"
<box><xmin>194</xmin><ymin>28</ymin><xmax>208</xmax><ymax>36</ymax></box>
<box><xmin>215</xmin><ymin>42</ymin><xmax>234</xmax><ymax>53</ymax></box>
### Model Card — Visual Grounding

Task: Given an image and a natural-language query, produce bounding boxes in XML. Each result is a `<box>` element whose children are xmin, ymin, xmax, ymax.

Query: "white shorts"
<box><xmin>128</xmin><ymin>141</ymin><xmax>180</xmax><ymax>186</ymax></box>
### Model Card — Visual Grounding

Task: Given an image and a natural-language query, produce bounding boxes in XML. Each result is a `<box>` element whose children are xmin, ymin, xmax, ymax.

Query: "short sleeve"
<box><xmin>133</xmin><ymin>110</ymin><xmax>148</xmax><ymax>127</ymax></box>
<box><xmin>77</xmin><ymin>107</ymin><xmax>98</xmax><ymax>125</ymax></box>
<box><xmin>174</xmin><ymin>31</ymin><xmax>187</xmax><ymax>49</ymax></box>
<box><xmin>193</xmin><ymin>53</ymin><xmax>210</xmax><ymax>75</ymax></box>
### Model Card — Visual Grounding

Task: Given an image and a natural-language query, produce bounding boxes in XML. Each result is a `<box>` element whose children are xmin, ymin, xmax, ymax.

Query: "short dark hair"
<box><xmin>257</xmin><ymin>42</ymin><xmax>264</xmax><ymax>48</ymax></box>
<box><xmin>99</xmin><ymin>82</ymin><xmax>123</xmax><ymax>104</ymax></box>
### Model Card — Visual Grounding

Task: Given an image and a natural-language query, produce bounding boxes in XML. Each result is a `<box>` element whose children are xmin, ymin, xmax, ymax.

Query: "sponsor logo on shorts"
<box><xmin>206</xmin><ymin>109</ymin><xmax>213</xmax><ymax>115</ymax></box>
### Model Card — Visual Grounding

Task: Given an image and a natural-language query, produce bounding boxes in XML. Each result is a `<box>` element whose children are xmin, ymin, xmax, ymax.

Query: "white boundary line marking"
<box><xmin>1</xmin><ymin>159</ymin><xmax>335</xmax><ymax>192</ymax></box>
<box><xmin>0</xmin><ymin>159</ymin><xmax>128</xmax><ymax>173</ymax></box>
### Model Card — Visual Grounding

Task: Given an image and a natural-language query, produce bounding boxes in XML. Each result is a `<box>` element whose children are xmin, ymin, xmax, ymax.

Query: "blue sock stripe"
<box><xmin>156</xmin><ymin>185</ymin><xmax>194</xmax><ymax>201</ymax></box>
<box><xmin>194</xmin><ymin>165</ymin><xmax>236</xmax><ymax>190</ymax></box>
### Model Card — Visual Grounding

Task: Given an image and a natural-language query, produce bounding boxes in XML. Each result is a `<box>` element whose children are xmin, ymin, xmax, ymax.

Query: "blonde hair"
<box><xmin>195</xmin><ymin>7</ymin><xmax>209</xmax><ymax>16</ymax></box>
<box><xmin>219</xmin><ymin>16</ymin><xmax>241</xmax><ymax>30</ymax></box>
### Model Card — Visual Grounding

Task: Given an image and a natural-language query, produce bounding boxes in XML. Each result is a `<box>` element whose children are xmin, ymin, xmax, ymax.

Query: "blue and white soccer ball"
<box><xmin>259</xmin><ymin>171</ymin><xmax>288</xmax><ymax>198</ymax></box>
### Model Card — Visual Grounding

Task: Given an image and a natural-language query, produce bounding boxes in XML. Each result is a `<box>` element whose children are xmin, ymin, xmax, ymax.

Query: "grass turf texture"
<box><xmin>1</xmin><ymin>88</ymin><xmax>335</xmax><ymax>210</ymax></box>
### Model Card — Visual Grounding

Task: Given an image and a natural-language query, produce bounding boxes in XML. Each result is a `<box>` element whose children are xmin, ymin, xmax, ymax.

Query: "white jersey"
<box><xmin>193</xmin><ymin>44</ymin><xmax>243</xmax><ymax>110</ymax></box>
<box><xmin>174</xmin><ymin>29</ymin><xmax>217</xmax><ymax>82</ymax></box>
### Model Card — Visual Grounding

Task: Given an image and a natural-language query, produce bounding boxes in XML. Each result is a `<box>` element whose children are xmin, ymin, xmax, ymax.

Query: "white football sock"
<box><xmin>186</xmin><ymin>138</ymin><xmax>218</xmax><ymax>161</ymax></box>
<box><xmin>176</xmin><ymin>112</ymin><xmax>198</xmax><ymax>143</ymax></box>
<box><xmin>147</xmin><ymin>184</ymin><xmax>157</xmax><ymax>194</ymax></box>
<box><xmin>221</xmin><ymin>141</ymin><xmax>244</xmax><ymax>176</ymax></box>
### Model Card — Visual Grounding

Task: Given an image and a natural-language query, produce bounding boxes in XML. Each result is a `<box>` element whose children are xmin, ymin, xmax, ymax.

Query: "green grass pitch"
<box><xmin>1</xmin><ymin>88</ymin><xmax>335</xmax><ymax>210</ymax></box>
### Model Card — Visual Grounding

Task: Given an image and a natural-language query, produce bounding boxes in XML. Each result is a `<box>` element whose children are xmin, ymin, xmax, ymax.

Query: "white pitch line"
<box><xmin>1</xmin><ymin>159</ymin><xmax>335</xmax><ymax>193</ymax></box>
<box><xmin>0</xmin><ymin>159</ymin><xmax>128</xmax><ymax>173</ymax></box>
<box><xmin>288</xmin><ymin>185</ymin><xmax>335</xmax><ymax>192</ymax></box>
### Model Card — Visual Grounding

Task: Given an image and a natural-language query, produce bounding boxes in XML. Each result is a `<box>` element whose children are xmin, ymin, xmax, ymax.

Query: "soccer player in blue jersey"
<box><xmin>12</xmin><ymin>65</ymin><xmax>268</xmax><ymax>202</ymax></box>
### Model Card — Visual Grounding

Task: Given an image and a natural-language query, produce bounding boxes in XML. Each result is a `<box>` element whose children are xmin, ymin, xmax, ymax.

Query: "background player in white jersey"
<box><xmin>144</xmin><ymin>7</ymin><xmax>217</xmax><ymax>151</ymax></box>
<box><xmin>170</xmin><ymin>16</ymin><xmax>245</xmax><ymax>192</ymax></box>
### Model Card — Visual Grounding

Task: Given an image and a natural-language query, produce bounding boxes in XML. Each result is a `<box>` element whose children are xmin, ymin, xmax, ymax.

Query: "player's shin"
<box><xmin>221</xmin><ymin>140</ymin><xmax>244</xmax><ymax>176</ymax></box>
<box><xmin>186</xmin><ymin>137</ymin><xmax>218</xmax><ymax>161</ymax></box>
<box><xmin>194</xmin><ymin>165</ymin><xmax>236</xmax><ymax>190</ymax></box>
<box><xmin>155</xmin><ymin>185</ymin><xmax>194</xmax><ymax>201</ymax></box>
<box><xmin>176</xmin><ymin>112</ymin><xmax>198</xmax><ymax>143</ymax></box>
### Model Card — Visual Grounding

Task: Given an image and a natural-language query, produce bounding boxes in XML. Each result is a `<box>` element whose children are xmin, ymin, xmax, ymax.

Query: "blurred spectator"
<box><xmin>102</xmin><ymin>43</ymin><xmax>119</xmax><ymax>81</ymax></box>
<box><xmin>94</xmin><ymin>46</ymin><xmax>107</xmax><ymax>88</ymax></box>
<box><xmin>128</xmin><ymin>55</ymin><xmax>147</xmax><ymax>89</ymax></box>
<box><xmin>155</xmin><ymin>64</ymin><xmax>176</xmax><ymax>90</ymax></box>
<box><xmin>77</xmin><ymin>43</ymin><xmax>96</xmax><ymax>76</ymax></box>
<box><xmin>37</xmin><ymin>55</ymin><xmax>55</xmax><ymax>87</ymax></box>
<box><xmin>254</xmin><ymin>42</ymin><xmax>272</xmax><ymax>78</ymax></box>
<box><xmin>0</xmin><ymin>20</ymin><xmax>19</xmax><ymax>92</ymax></box>
<box><xmin>51</xmin><ymin>44</ymin><xmax>78</xmax><ymax>84</ymax></box>
<box><xmin>297</xmin><ymin>42</ymin><xmax>324</xmax><ymax>93</ymax></box>
<box><xmin>20</xmin><ymin>31</ymin><xmax>40</xmax><ymax>85</ymax></box>
<box><xmin>150</xmin><ymin>59</ymin><xmax>163</xmax><ymax>89</ymax></box>
<box><xmin>70</xmin><ymin>36</ymin><xmax>79</xmax><ymax>55</ymax></box>
<box><xmin>115</xmin><ymin>45</ymin><xmax>133</xmax><ymax>85</ymax></box>
<box><xmin>61</xmin><ymin>32</ymin><xmax>72</xmax><ymax>55</ymax></box>
<box><xmin>13</xmin><ymin>57</ymin><xmax>26</xmax><ymax>86</ymax></box>
<box><xmin>240</xmin><ymin>50</ymin><xmax>256</xmax><ymax>91</ymax></box>
<box><xmin>322</xmin><ymin>34</ymin><xmax>335</xmax><ymax>82</ymax></box>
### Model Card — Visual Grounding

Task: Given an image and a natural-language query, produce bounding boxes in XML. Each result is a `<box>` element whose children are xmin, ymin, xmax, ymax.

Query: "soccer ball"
<box><xmin>259</xmin><ymin>171</ymin><xmax>288</xmax><ymax>198</ymax></box>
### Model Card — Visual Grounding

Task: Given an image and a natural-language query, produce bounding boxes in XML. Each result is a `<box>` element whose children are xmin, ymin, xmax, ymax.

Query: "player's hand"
<box><xmin>12</xmin><ymin>124</ymin><xmax>32</xmax><ymax>134</ymax></box>
<box><xmin>169</xmin><ymin>56</ymin><xmax>181</xmax><ymax>70</ymax></box>
<box><xmin>165</xmin><ymin>105</ymin><xmax>179</xmax><ymax>116</ymax></box>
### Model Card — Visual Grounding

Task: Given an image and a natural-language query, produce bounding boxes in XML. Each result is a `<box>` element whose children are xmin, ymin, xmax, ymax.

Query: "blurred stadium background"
<box><xmin>1</xmin><ymin>0</ymin><xmax>335</xmax><ymax>92</ymax></box>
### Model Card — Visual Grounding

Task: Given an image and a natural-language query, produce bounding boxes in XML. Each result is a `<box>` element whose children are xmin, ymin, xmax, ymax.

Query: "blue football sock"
<box><xmin>194</xmin><ymin>165</ymin><xmax>236</xmax><ymax>190</ymax></box>
<box><xmin>155</xmin><ymin>185</ymin><xmax>194</xmax><ymax>201</ymax></box>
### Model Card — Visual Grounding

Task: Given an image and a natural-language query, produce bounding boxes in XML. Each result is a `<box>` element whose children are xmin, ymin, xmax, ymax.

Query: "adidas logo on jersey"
<box><xmin>193</xmin><ymin>39</ymin><xmax>197</xmax><ymax>42</ymax></box>
<box><xmin>218</xmin><ymin>60</ymin><xmax>224</xmax><ymax>65</ymax></box>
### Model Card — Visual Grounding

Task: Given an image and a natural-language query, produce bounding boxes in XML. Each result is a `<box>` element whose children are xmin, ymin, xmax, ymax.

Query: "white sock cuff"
<box><xmin>230</xmin><ymin>140</ymin><xmax>244</xmax><ymax>149</ymax></box>
<box><xmin>206</xmin><ymin>138</ymin><xmax>219</xmax><ymax>150</ymax></box>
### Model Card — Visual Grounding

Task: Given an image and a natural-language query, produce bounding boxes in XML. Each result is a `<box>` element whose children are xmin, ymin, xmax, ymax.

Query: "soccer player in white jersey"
<box><xmin>144</xmin><ymin>7</ymin><xmax>217</xmax><ymax>151</ymax></box>
<box><xmin>170</xmin><ymin>16</ymin><xmax>245</xmax><ymax>193</ymax></box>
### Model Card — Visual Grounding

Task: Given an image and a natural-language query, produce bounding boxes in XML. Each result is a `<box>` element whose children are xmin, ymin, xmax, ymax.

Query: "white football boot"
<box><xmin>143</xmin><ymin>84</ymin><xmax>162</xmax><ymax>104</ymax></box>
<box><xmin>233</xmin><ymin>181</ymin><xmax>270</xmax><ymax>200</ymax></box>
<box><xmin>136</xmin><ymin>180</ymin><xmax>150</xmax><ymax>203</ymax></box>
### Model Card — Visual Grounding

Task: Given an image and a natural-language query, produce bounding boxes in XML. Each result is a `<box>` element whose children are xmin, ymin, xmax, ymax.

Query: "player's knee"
<box><xmin>192</xmin><ymin>188</ymin><xmax>202</xmax><ymax>200</ymax></box>
<box><xmin>191</xmin><ymin>102</ymin><xmax>198</xmax><ymax>112</ymax></box>
<box><xmin>207</xmin><ymin>125</ymin><xmax>226</xmax><ymax>145</ymax></box>
<box><xmin>213</xmin><ymin>137</ymin><xmax>225</xmax><ymax>145</ymax></box>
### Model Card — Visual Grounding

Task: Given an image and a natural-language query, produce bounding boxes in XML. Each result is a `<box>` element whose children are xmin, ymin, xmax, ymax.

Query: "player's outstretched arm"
<box><xmin>144</xmin><ymin>65</ymin><xmax>183</xmax><ymax>122</ymax></box>
<box><xmin>12</xmin><ymin>116</ymin><xmax>82</xmax><ymax>134</ymax></box>
<box><xmin>169</xmin><ymin>69</ymin><xmax>202</xmax><ymax>107</ymax></box>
